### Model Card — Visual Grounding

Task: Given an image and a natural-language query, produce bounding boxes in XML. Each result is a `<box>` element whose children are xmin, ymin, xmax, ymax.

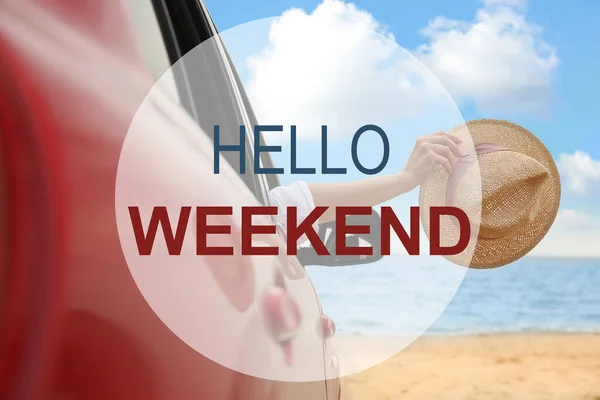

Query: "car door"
<box><xmin>130</xmin><ymin>0</ymin><xmax>336</xmax><ymax>399</ymax></box>
<box><xmin>0</xmin><ymin>0</ymin><xmax>332</xmax><ymax>399</ymax></box>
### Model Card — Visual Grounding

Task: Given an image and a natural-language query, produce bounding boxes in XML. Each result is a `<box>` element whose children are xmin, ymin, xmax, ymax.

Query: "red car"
<box><xmin>0</xmin><ymin>0</ymin><xmax>383</xmax><ymax>399</ymax></box>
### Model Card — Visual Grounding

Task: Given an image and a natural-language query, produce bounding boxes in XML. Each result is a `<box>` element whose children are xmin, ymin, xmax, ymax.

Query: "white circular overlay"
<box><xmin>116</xmin><ymin>16</ymin><xmax>478</xmax><ymax>382</ymax></box>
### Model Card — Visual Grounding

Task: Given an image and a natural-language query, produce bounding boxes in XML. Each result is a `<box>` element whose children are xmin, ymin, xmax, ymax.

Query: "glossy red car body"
<box><xmin>0</xmin><ymin>1</ymin><xmax>340</xmax><ymax>399</ymax></box>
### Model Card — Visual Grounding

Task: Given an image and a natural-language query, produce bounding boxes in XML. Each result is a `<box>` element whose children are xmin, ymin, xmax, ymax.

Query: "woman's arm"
<box><xmin>307</xmin><ymin>172</ymin><xmax>416</xmax><ymax>222</ymax></box>
<box><xmin>307</xmin><ymin>131</ymin><xmax>462</xmax><ymax>223</ymax></box>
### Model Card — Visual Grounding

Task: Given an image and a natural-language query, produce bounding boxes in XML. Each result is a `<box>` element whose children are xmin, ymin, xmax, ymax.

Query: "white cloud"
<box><xmin>532</xmin><ymin>208</ymin><xmax>600</xmax><ymax>258</ymax></box>
<box><xmin>416</xmin><ymin>0</ymin><xmax>558</xmax><ymax>113</ymax></box>
<box><xmin>244</xmin><ymin>0</ymin><xmax>559</xmax><ymax>143</ymax></box>
<box><xmin>558</xmin><ymin>151</ymin><xmax>600</xmax><ymax>194</ymax></box>
<box><xmin>244</xmin><ymin>0</ymin><xmax>455</xmax><ymax>141</ymax></box>
<box><xmin>553</xmin><ymin>209</ymin><xmax>598</xmax><ymax>231</ymax></box>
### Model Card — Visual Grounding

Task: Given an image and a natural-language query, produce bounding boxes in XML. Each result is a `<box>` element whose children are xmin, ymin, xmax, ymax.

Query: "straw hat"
<box><xmin>419</xmin><ymin>119</ymin><xmax>561</xmax><ymax>269</ymax></box>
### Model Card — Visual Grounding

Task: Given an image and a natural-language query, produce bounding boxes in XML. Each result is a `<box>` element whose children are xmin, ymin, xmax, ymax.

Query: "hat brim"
<box><xmin>419</xmin><ymin>119</ymin><xmax>561</xmax><ymax>269</ymax></box>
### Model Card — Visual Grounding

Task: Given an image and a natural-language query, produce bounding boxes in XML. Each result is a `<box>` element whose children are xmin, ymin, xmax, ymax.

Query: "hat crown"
<box><xmin>460</xmin><ymin>150</ymin><xmax>550</xmax><ymax>239</ymax></box>
<box><xmin>419</xmin><ymin>119</ymin><xmax>561</xmax><ymax>269</ymax></box>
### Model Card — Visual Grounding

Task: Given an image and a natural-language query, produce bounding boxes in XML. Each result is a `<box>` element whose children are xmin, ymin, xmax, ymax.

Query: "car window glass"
<box><xmin>123</xmin><ymin>1</ymin><xmax>279</xmax><ymax>200</ymax></box>
<box><xmin>124</xmin><ymin>0</ymin><xmax>181</xmax><ymax>105</ymax></box>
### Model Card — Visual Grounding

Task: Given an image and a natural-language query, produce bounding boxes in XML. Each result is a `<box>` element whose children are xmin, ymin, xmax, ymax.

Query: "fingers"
<box><xmin>431</xmin><ymin>153</ymin><xmax>452</xmax><ymax>174</ymax></box>
<box><xmin>426</xmin><ymin>143</ymin><xmax>456</xmax><ymax>172</ymax></box>
<box><xmin>412</xmin><ymin>130</ymin><xmax>464</xmax><ymax>176</ymax></box>
<box><xmin>430</xmin><ymin>130</ymin><xmax>462</xmax><ymax>146</ymax></box>
<box><xmin>423</xmin><ymin>134</ymin><xmax>462</xmax><ymax>157</ymax></box>
<box><xmin>427</xmin><ymin>143</ymin><xmax>455</xmax><ymax>161</ymax></box>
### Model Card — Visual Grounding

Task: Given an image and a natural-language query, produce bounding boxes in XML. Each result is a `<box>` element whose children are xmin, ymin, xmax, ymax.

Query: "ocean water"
<box><xmin>307</xmin><ymin>256</ymin><xmax>600</xmax><ymax>335</ymax></box>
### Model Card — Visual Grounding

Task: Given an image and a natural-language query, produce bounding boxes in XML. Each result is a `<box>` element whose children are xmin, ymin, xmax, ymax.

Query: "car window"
<box><xmin>124</xmin><ymin>0</ymin><xmax>181</xmax><ymax>105</ymax></box>
<box><xmin>122</xmin><ymin>0</ymin><xmax>280</xmax><ymax>202</ymax></box>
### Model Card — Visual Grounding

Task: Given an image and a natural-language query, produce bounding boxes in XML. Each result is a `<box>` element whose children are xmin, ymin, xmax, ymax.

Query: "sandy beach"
<box><xmin>340</xmin><ymin>333</ymin><xmax>600</xmax><ymax>400</ymax></box>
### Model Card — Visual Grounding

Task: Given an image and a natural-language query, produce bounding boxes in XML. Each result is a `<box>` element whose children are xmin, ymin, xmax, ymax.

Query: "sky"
<box><xmin>204</xmin><ymin>0</ymin><xmax>600</xmax><ymax>258</ymax></box>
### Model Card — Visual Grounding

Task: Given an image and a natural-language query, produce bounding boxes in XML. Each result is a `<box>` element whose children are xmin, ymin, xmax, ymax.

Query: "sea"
<box><xmin>307</xmin><ymin>256</ymin><xmax>600</xmax><ymax>336</ymax></box>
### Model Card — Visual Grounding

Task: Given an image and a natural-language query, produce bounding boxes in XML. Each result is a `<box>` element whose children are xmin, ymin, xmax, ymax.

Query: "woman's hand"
<box><xmin>305</xmin><ymin>130</ymin><xmax>463</xmax><ymax>223</ymax></box>
<box><xmin>400</xmin><ymin>131</ymin><xmax>463</xmax><ymax>190</ymax></box>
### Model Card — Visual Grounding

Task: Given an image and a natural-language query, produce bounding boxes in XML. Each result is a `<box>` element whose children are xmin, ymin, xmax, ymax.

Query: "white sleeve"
<box><xmin>268</xmin><ymin>181</ymin><xmax>319</xmax><ymax>245</ymax></box>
